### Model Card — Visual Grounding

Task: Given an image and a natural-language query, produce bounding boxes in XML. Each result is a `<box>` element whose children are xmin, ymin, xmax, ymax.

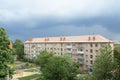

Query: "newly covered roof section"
<box><xmin>25</xmin><ymin>35</ymin><xmax>113</xmax><ymax>43</ymax></box>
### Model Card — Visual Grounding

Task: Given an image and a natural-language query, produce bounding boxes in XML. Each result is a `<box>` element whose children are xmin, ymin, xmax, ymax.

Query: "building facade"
<box><xmin>24</xmin><ymin>35</ymin><xmax>114</xmax><ymax>69</ymax></box>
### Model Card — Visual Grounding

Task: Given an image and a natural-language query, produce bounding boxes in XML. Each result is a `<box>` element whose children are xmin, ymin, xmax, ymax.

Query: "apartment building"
<box><xmin>24</xmin><ymin>35</ymin><xmax>114</xmax><ymax>69</ymax></box>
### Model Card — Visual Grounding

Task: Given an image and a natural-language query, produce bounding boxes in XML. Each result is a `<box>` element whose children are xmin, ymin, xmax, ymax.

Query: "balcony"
<box><xmin>66</xmin><ymin>48</ymin><xmax>72</xmax><ymax>52</ymax></box>
<box><xmin>67</xmin><ymin>53</ymin><xmax>72</xmax><ymax>57</ymax></box>
<box><xmin>78</xmin><ymin>57</ymin><xmax>84</xmax><ymax>62</ymax></box>
<box><xmin>78</xmin><ymin>57</ymin><xmax>84</xmax><ymax>60</ymax></box>
<box><xmin>77</xmin><ymin>48</ymin><xmax>84</xmax><ymax>54</ymax></box>
<box><xmin>79</xmin><ymin>62</ymin><xmax>84</xmax><ymax>64</ymax></box>
<box><xmin>77</xmin><ymin>59</ymin><xmax>84</xmax><ymax>65</ymax></box>
<box><xmin>66</xmin><ymin>45</ymin><xmax>72</xmax><ymax>48</ymax></box>
<box><xmin>77</xmin><ymin>51</ymin><xmax>84</xmax><ymax>54</ymax></box>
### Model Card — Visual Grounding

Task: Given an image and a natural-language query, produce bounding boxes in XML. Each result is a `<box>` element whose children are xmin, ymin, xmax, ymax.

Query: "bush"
<box><xmin>24</xmin><ymin>63</ymin><xmax>34</xmax><ymax>68</ymax></box>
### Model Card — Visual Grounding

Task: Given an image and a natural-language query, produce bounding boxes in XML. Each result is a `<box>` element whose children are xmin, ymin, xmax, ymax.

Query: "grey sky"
<box><xmin>0</xmin><ymin>0</ymin><xmax>120</xmax><ymax>41</ymax></box>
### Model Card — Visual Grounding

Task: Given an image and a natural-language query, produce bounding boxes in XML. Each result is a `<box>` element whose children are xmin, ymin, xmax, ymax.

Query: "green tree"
<box><xmin>38</xmin><ymin>51</ymin><xmax>80</xmax><ymax>80</ymax></box>
<box><xmin>0</xmin><ymin>28</ymin><xmax>14</xmax><ymax>80</ymax></box>
<box><xmin>93</xmin><ymin>45</ymin><xmax>116</xmax><ymax>80</ymax></box>
<box><xmin>35</xmin><ymin>50</ymin><xmax>53</xmax><ymax>66</ymax></box>
<box><xmin>114</xmin><ymin>45</ymin><xmax>120</xmax><ymax>79</ymax></box>
<box><xmin>13</xmin><ymin>39</ymin><xmax>24</xmax><ymax>60</ymax></box>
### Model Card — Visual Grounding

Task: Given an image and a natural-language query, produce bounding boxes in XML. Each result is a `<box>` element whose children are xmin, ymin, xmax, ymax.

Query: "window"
<box><xmin>86</xmin><ymin>60</ymin><xmax>88</xmax><ymax>62</ymax></box>
<box><xmin>86</xmin><ymin>50</ymin><xmax>88</xmax><ymax>52</ymax></box>
<box><xmin>95</xmin><ymin>44</ymin><xmax>98</xmax><ymax>47</ymax></box>
<box><xmin>86</xmin><ymin>55</ymin><xmax>88</xmax><ymax>59</ymax></box>
<box><xmin>72</xmin><ymin>43</ymin><xmax>75</xmax><ymax>46</ymax></box>
<box><xmin>90</xmin><ymin>49</ymin><xmax>93</xmax><ymax>53</ymax></box>
<box><xmin>67</xmin><ymin>53</ymin><xmax>72</xmax><ymax>57</ymax></box>
<box><xmin>78</xmin><ymin>48</ymin><xmax>83</xmax><ymax>52</ymax></box>
<box><xmin>61</xmin><ymin>48</ymin><xmax>63</xmax><ymax>51</ymax></box>
<box><xmin>95</xmin><ymin>50</ymin><xmax>98</xmax><ymax>53</ymax></box>
<box><xmin>90</xmin><ymin>60</ymin><xmax>93</xmax><ymax>64</ymax></box>
<box><xmin>73</xmin><ymin>49</ymin><xmax>77</xmax><ymax>51</ymax></box>
<box><xmin>90</xmin><ymin>44</ymin><xmax>93</xmax><ymax>47</ymax></box>
<box><xmin>67</xmin><ymin>48</ymin><xmax>72</xmax><ymax>51</ymax></box>
<box><xmin>90</xmin><ymin>55</ymin><xmax>93</xmax><ymax>58</ymax></box>
<box><xmin>66</xmin><ymin>43</ymin><xmax>71</xmax><ymax>46</ymax></box>
<box><xmin>72</xmin><ymin>49</ymin><xmax>74</xmax><ymax>51</ymax></box>
<box><xmin>79</xmin><ymin>43</ymin><xmax>83</xmax><ymax>46</ymax></box>
<box><xmin>86</xmin><ymin>65</ymin><xmax>88</xmax><ymax>68</ymax></box>
<box><xmin>100</xmin><ymin>44</ymin><xmax>105</xmax><ymax>47</ymax></box>
<box><xmin>85</xmin><ymin>44</ymin><xmax>88</xmax><ymax>47</ymax></box>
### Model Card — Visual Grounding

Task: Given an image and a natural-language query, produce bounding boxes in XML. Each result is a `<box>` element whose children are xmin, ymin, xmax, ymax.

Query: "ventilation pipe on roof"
<box><xmin>44</xmin><ymin>37</ymin><xmax>49</xmax><ymax>41</ymax></box>
<box><xmin>47</xmin><ymin>38</ymin><xmax>49</xmax><ymax>41</ymax></box>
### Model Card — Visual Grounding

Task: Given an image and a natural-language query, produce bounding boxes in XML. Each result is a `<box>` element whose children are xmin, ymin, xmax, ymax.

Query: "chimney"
<box><xmin>60</xmin><ymin>37</ymin><xmax>62</xmax><ymax>41</ymax></box>
<box><xmin>63</xmin><ymin>37</ymin><xmax>66</xmax><ymax>41</ymax></box>
<box><xmin>93</xmin><ymin>36</ymin><xmax>95</xmax><ymax>41</ymax></box>
<box><xmin>44</xmin><ymin>38</ymin><xmax>46</xmax><ymax>41</ymax></box>
<box><xmin>88</xmin><ymin>36</ymin><xmax>91</xmax><ymax>41</ymax></box>
<box><xmin>47</xmin><ymin>38</ymin><xmax>49</xmax><ymax>41</ymax></box>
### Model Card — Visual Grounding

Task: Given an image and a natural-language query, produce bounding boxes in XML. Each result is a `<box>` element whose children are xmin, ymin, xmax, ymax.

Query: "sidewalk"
<box><xmin>13</xmin><ymin>71</ymin><xmax>39</xmax><ymax>79</ymax></box>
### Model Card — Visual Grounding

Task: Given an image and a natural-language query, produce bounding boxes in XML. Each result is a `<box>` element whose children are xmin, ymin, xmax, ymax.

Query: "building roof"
<box><xmin>114</xmin><ymin>41</ymin><xmax>120</xmax><ymax>45</ymax></box>
<box><xmin>25</xmin><ymin>35</ymin><xmax>113</xmax><ymax>43</ymax></box>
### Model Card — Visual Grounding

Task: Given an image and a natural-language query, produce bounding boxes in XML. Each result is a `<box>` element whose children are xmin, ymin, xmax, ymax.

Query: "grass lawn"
<box><xmin>19</xmin><ymin>74</ymin><xmax>40</xmax><ymax>80</ymax></box>
<box><xmin>24</xmin><ymin>69</ymin><xmax>38</xmax><ymax>72</ymax></box>
<box><xmin>9</xmin><ymin>62</ymin><xmax>21</xmax><ymax>66</ymax></box>
<box><xmin>24</xmin><ymin>67</ymin><xmax>40</xmax><ymax>72</ymax></box>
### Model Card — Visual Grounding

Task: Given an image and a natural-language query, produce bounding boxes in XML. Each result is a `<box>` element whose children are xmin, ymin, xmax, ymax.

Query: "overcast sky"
<box><xmin>0</xmin><ymin>0</ymin><xmax>120</xmax><ymax>41</ymax></box>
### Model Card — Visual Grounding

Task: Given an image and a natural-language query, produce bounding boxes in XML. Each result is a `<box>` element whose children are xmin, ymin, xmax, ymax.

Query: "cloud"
<box><xmin>35</xmin><ymin>25</ymin><xmax>120</xmax><ymax>41</ymax></box>
<box><xmin>0</xmin><ymin>0</ymin><xmax>120</xmax><ymax>21</ymax></box>
<box><xmin>0</xmin><ymin>0</ymin><xmax>120</xmax><ymax>41</ymax></box>
<box><xmin>3</xmin><ymin>16</ymin><xmax>120</xmax><ymax>33</ymax></box>
<box><xmin>1</xmin><ymin>15</ymin><xmax>120</xmax><ymax>41</ymax></box>
<box><xmin>7</xmin><ymin>24</ymin><xmax>120</xmax><ymax>41</ymax></box>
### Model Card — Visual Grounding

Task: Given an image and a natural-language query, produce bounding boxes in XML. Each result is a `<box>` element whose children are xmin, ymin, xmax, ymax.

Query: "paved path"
<box><xmin>13</xmin><ymin>72</ymin><xmax>39</xmax><ymax>79</ymax></box>
<box><xmin>12</xmin><ymin>67</ymin><xmax>40</xmax><ymax>79</ymax></box>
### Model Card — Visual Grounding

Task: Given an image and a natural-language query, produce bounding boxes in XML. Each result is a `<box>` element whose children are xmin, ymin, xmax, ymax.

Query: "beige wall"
<box><xmin>24</xmin><ymin>42</ymin><xmax>114</xmax><ymax>69</ymax></box>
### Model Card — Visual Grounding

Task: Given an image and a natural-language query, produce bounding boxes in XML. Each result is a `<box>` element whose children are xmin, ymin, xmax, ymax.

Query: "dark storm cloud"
<box><xmin>8</xmin><ymin>16</ymin><xmax>119</xmax><ymax>31</ymax></box>
<box><xmin>0</xmin><ymin>0</ymin><xmax>120</xmax><ymax>41</ymax></box>
<box><xmin>1</xmin><ymin>15</ymin><xmax>120</xmax><ymax>41</ymax></box>
<box><xmin>69</xmin><ymin>16</ymin><xmax>120</xmax><ymax>32</ymax></box>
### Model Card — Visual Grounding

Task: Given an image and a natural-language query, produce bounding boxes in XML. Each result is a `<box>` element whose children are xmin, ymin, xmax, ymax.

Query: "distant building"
<box><xmin>9</xmin><ymin>41</ymin><xmax>13</xmax><ymax>49</ymax></box>
<box><xmin>114</xmin><ymin>41</ymin><xmax>120</xmax><ymax>46</ymax></box>
<box><xmin>24</xmin><ymin>35</ymin><xmax>114</xmax><ymax>69</ymax></box>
